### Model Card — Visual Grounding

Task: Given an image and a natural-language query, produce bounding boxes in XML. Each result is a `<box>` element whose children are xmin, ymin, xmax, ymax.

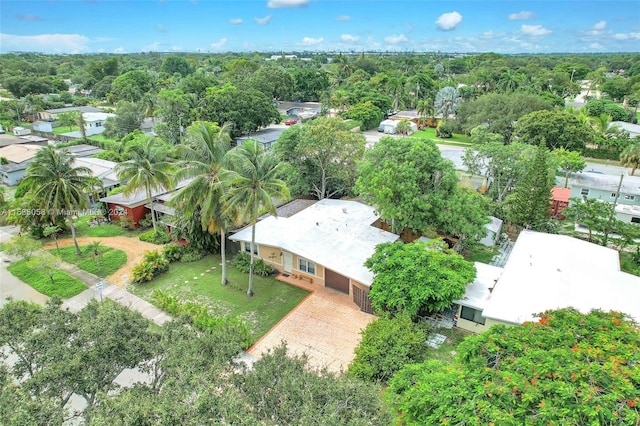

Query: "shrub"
<box><xmin>435</xmin><ymin>120</ymin><xmax>455</xmax><ymax>138</ymax></box>
<box><xmin>162</xmin><ymin>243</ymin><xmax>185</xmax><ymax>262</ymax></box>
<box><xmin>233</xmin><ymin>252</ymin><xmax>273</xmax><ymax>277</ymax></box>
<box><xmin>348</xmin><ymin>313</ymin><xmax>429</xmax><ymax>383</ymax></box>
<box><xmin>151</xmin><ymin>290</ymin><xmax>254</xmax><ymax>349</ymax></box>
<box><xmin>180</xmin><ymin>249</ymin><xmax>204</xmax><ymax>263</ymax></box>
<box><xmin>138</xmin><ymin>213</ymin><xmax>153</xmax><ymax>229</ymax></box>
<box><xmin>131</xmin><ymin>250</ymin><xmax>169</xmax><ymax>283</ymax></box>
<box><xmin>139</xmin><ymin>229</ymin><xmax>170</xmax><ymax>244</ymax></box>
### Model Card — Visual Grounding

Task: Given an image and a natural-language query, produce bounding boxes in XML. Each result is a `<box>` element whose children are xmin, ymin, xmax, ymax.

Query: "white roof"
<box><xmin>454</xmin><ymin>262</ymin><xmax>504</xmax><ymax>311</ymax></box>
<box><xmin>72</xmin><ymin>157</ymin><xmax>119</xmax><ymax>183</ymax></box>
<box><xmin>482</xmin><ymin>230</ymin><xmax>640</xmax><ymax>324</ymax></box>
<box><xmin>230</xmin><ymin>199</ymin><xmax>399</xmax><ymax>285</ymax></box>
<box><xmin>82</xmin><ymin>112</ymin><xmax>115</xmax><ymax>122</ymax></box>
<box><xmin>485</xmin><ymin>216</ymin><xmax>503</xmax><ymax>233</ymax></box>
<box><xmin>567</xmin><ymin>172</ymin><xmax>640</xmax><ymax>195</ymax></box>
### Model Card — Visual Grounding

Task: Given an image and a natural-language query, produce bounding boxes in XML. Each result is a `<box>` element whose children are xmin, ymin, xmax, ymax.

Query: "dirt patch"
<box><xmin>43</xmin><ymin>236</ymin><xmax>162</xmax><ymax>286</ymax></box>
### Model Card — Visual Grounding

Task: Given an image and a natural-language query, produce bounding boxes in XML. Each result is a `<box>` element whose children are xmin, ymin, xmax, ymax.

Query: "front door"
<box><xmin>283</xmin><ymin>251</ymin><xmax>293</xmax><ymax>274</ymax></box>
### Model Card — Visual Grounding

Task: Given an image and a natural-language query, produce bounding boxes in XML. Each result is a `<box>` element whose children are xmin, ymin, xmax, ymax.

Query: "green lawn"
<box><xmin>7</xmin><ymin>259</ymin><xmax>87</xmax><ymax>298</ymax></box>
<box><xmin>465</xmin><ymin>245</ymin><xmax>498</xmax><ymax>264</ymax></box>
<box><xmin>49</xmin><ymin>244</ymin><xmax>127</xmax><ymax>277</ymax></box>
<box><xmin>620</xmin><ymin>252</ymin><xmax>640</xmax><ymax>276</ymax></box>
<box><xmin>53</xmin><ymin>125</ymin><xmax>79</xmax><ymax>135</ymax></box>
<box><xmin>131</xmin><ymin>254</ymin><xmax>310</xmax><ymax>338</ymax></box>
<box><xmin>412</xmin><ymin>128</ymin><xmax>472</xmax><ymax>144</ymax></box>
<box><xmin>88</xmin><ymin>134</ymin><xmax>118</xmax><ymax>144</ymax></box>
<box><xmin>74</xmin><ymin>215</ymin><xmax>141</xmax><ymax>238</ymax></box>
<box><xmin>343</xmin><ymin>119</ymin><xmax>363</xmax><ymax>130</ymax></box>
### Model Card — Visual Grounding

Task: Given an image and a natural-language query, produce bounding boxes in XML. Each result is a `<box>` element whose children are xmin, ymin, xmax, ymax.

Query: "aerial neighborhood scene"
<box><xmin>1</xmin><ymin>0</ymin><xmax>640</xmax><ymax>424</ymax></box>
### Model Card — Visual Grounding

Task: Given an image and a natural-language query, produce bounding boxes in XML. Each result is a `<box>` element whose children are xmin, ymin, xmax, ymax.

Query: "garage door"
<box><xmin>325</xmin><ymin>268</ymin><xmax>350</xmax><ymax>294</ymax></box>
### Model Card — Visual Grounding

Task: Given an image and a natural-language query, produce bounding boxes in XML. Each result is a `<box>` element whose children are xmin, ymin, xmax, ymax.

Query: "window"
<box><xmin>624</xmin><ymin>195</ymin><xmax>635</xmax><ymax>201</ymax></box>
<box><xmin>611</xmin><ymin>192</ymin><xmax>618</xmax><ymax>198</ymax></box>
<box><xmin>244</xmin><ymin>242</ymin><xmax>258</xmax><ymax>255</ymax></box>
<box><xmin>632</xmin><ymin>217</ymin><xmax>640</xmax><ymax>224</ymax></box>
<box><xmin>298</xmin><ymin>258</ymin><xmax>316</xmax><ymax>275</ymax></box>
<box><xmin>460</xmin><ymin>306</ymin><xmax>486</xmax><ymax>325</ymax></box>
<box><xmin>580</xmin><ymin>188</ymin><xmax>590</xmax><ymax>196</ymax></box>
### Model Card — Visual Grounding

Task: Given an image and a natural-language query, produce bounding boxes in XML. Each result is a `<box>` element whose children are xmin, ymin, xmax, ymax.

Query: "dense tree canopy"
<box><xmin>387</xmin><ymin>309</ymin><xmax>640</xmax><ymax>426</ymax></box>
<box><xmin>365</xmin><ymin>240</ymin><xmax>476</xmax><ymax>317</ymax></box>
<box><xmin>514</xmin><ymin>110</ymin><xmax>596</xmax><ymax>151</ymax></box>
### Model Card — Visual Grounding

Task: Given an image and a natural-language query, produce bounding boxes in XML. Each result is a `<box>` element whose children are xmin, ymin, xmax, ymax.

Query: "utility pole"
<box><xmin>603</xmin><ymin>174</ymin><xmax>624</xmax><ymax>247</ymax></box>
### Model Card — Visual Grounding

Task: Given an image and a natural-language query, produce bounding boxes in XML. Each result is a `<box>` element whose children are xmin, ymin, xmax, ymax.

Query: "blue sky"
<box><xmin>1</xmin><ymin>0</ymin><xmax>639</xmax><ymax>54</ymax></box>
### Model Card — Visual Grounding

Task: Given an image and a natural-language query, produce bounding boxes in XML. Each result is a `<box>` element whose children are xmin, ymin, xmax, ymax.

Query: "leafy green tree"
<box><xmin>564</xmin><ymin>196</ymin><xmax>615</xmax><ymax>244</ymax></box>
<box><xmin>342</xmin><ymin>101</ymin><xmax>383</xmax><ymax>131</ymax></box>
<box><xmin>291</xmin><ymin>68</ymin><xmax>330</xmax><ymax>102</ymax></box>
<box><xmin>154</xmin><ymin>89</ymin><xmax>190</xmax><ymax>144</ymax></box>
<box><xmin>160</xmin><ymin>55</ymin><xmax>193</xmax><ymax>77</ymax></box>
<box><xmin>434</xmin><ymin>86</ymin><xmax>461</xmax><ymax>119</ymax></box>
<box><xmin>2</xmin><ymin>234</ymin><xmax>42</xmax><ymax>261</ymax></box>
<box><xmin>552</xmin><ymin>148</ymin><xmax>587</xmax><ymax>187</ymax></box>
<box><xmin>349</xmin><ymin>313</ymin><xmax>428</xmax><ymax>383</ymax></box>
<box><xmin>102</xmin><ymin>101</ymin><xmax>144</xmax><ymax>139</ymax></box>
<box><xmin>111</xmin><ymin>69</ymin><xmax>155</xmax><ymax>102</ymax></box>
<box><xmin>584</xmin><ymin>99</ymin><xmax>631</xmax><ymax>122</ymax></box>
<box><xmin>395</xmin><ymin>118</ymin><xmax>412</xmax><ymax>136</ymax></box>
<box><xmin>172</xmin><ymin>121</ymin><xmax>233</xmax><ymax>285</ymax></box>
<box><xmin>365</xmin><ymin>240</ymin><xmax>476</xmax><ymax>317</ymax></box>
<box><xmin>273</xmin><ymin>117</ymin><xmax>366</xmax><ymax>199</ymax></box>
<box><xmin>416</xmin><ymin>98</ymin><xmax>434</xmax><ymax>120</ymax></box>
<box><xmin>28</xmin><ymin>252</ymin><xmax>61</xmax><ymax>286</ymax></box>
<box><xmin>620</xmin><ymin>143</ymin><xmax>640</xmax><ymax>175</ymax></box>
<box><xmin>23</xmin><ymin>146</ymin><xmax>99</xmax><ymax>255</ymax></box>
<box><xmin>204</xmin><ymin>84</ymin><xmax>280</xmax><ymax>137</ymax></box>
<box><xmin>222</xmin><ymin>140</ymin><xmax>290</xmax><ymax>296</ymax></box>
<box><xmin>56</xmin><ymin>111</ymin><xmax>78</xmax><ymax>131</ymax></box>
<box><xmin>387</xmin><ymin>309</ymin><xmax>640</xmax><ymax>426</ymax></box>
<box><xmin>514</xmin><ymin>110</ymin><xmax>595</xmax><ymax>151</ymax></box>
<box><xmin>249</xmin><ymin>65</ymin><xmax>295</xmax><ymax>101</ymax></box>
<box><xmin>115</xmin><ymin>137</ymin><xmax>174</xmax><ymax>234</ymax></box>
<box><xmin>507</xmin><ymin>140</ymin><xmax>554</xmax><ymax>230</ymax></box>
<box><xmin>356</xmin><ymin>137</ymin><xmax>458</xmax><ymax>234</ymax></box>
<box><xmin>602</xmin><ymin>75</ymin><xmax>632</xmax><ymax>102</ymax></box>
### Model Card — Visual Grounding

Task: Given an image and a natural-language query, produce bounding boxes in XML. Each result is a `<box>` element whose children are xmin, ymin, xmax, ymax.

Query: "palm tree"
<box><xmin>23</xmin><ymin>146</ymin><xmax>99</xmax><ymax>255</ymax></box>
<box><xmin>222</xmin><ymin>140</ymin><xmax>290</xmax><ymax>297</ymax></box>
<box><xmin>172</xmin><ymin>121</ymin><xmax>233</xmax><ymax>285</ymax></box>
<box><xmin>417</xmin><ymin>98</ymin><xmax>434</xmax><ymax>120</ymax></box>
<box><xmin>591</xmin><ymin>113</ymin><xmax>612</xmax><ymax>136</ymax></box>
<box><xmin>620</xmin><ymin>143</ymin><xmax>640</xmax><ymax>176</ymax></box>
<box><xmin>115</xmin><ymin>137</ymin><xmax>174</xmax><ymax>234</ymax></box>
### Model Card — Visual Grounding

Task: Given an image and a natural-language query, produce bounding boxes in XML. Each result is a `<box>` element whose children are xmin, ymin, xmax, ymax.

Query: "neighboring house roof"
<box><xmin>0</xmin><ymin>161</ymin><xmax>32</xmax><ymax>173</ymax></box>
<box><xmin>609</xmin><ymin>121</ymin><xmax>640</xmax><ymax>138</ymax></box>
<box><xmin>99</xmin><ymin>179</ymin><xmax>192</xmax><ymax>208</ymax></box>
<box><xmin>0</xmin><ymin>144</ymin><xmax>44</xmax><ymax>163</ymax></box>
<box><xmin>44</xmin><ymin>106</ymin><xmax>103</xmax><ymax>114</ymax></box>
<box><xmin>63</xmin><ymin>144</ymin><xmax>105</xmax><ymax>157</ymax></box>
<box><xmin>454</xmin><ymin>262</ymin><xmax>504</xmax><ymax>311</ymax></box>
<box><xmin>60</xmin><ymin>127</ymin><xmax>106</xmax><ymax>138</ymax></box>
<box><xmin>389</xmin><ymin>110</ymin><xmax>420</xmax><ymax>120</ymax></box>
<box><xmin>229</xmin><ymin>199</ymin><xmax>399</xmax><ymax>286</ymax></box>
<box><xmin>552</xmin><ymin>186</ymin><xmax>571</xmax><ymax>202</ymax></box>
<box><xmin>236</xmin><ymin>127</ymin><xmax>286</xmax><ymax>146</ymax></box>
<box><xmin>481</xmin><ymin>230</ymin><xmax>640</xmax><ymax>324</ymax></box>
<box><xmin>485</xmin><ymin>216</ymin><xmax>503</xmax><ymax>234</ymax></box>
<box><xmin>72</xmin><ymin>157</ymin><xmax>119</xmax><ymax>186</ymax></box>
<box><xmin>0</xmin><ymin>134</ymin><xmax>48</xmax><ymax>148</ymax></box>
<box><xmin>566</xmin><ymin>171</ymin><xmax>640</xmax><ymax>195</ymax></box>
<box><xmin>83</xmin><ymin>112</ymin><xmax>115</xmax><ymax>122</ymax></box>
<box><xmin>276</xmin><ymin>101</ymin><xmax>322</xmax><ymax>113</ymax></box>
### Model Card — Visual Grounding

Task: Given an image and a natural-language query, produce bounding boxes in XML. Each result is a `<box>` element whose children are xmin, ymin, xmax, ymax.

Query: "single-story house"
<box><xmin>453</xmin><ymin>230</ymin><xmax>640</xmax><ymax>333</ymax></box>
<box><xmin>479</xmin><ymin>216</ymin><xmax>503</xmax><ymax>247</ymax></box>
<box><xmin>0</xmin><ymin>134</ymin><xmax>49</xmax><ymax>148</ymax></box>
<box><xmin>229</xmin><ymin>198</ymin><xmax>399</xmax><ymax>312</ymax></box>
<box><xmin>62</xmin><ymin>144</ymin><xmax>105</xmax><ymax>158</ymax></box>
<box><xmin>72</xmin><ymin>157</ymin><xmax>120</xmax><ymax>197</ymax></box>
<box><xmin>566</xmin><ymin>172</ymin><xmax>640</xmax><ymax>208</ymax></box>
<box><xmin>38</xmin><ymin>106</ymin><xmax>103</xmax><ymax>122</ymax></box>
<box><xmin>609</xmin><ymin>121</ymin><xmax>640</xmax><ymax>139</ymax></box>
<box><xmin>59</xmin><ymin>112</ymin><xmax>116</xmax><ymax>139</ymax></box>
<box><xmin>377</xmin><ymin>119</ymin><xmax>418</xmax><ymax>135</ymax></box>
<box><xmin>32</xmin><ymin>121</ymin><xmax>53</xmax><ymax>133</ymax></box>
<box><xmin>13</xmin><ymin>127</ymin><xmax>31</xmax><ymax>136</ymax></box>
<box><xmin>276</xmin><ymin>102</ymin><xmax>322</xmax><ymax>121</ymax></box>
<box><xmin>236</xmin><ymin>127</ymin><xmax>286</xmax><ymax>150</ymax></box>
<box><xmin>0</xmin><ymin>144</ymin><xmax>45</xmax><ymax>185</ymax></box>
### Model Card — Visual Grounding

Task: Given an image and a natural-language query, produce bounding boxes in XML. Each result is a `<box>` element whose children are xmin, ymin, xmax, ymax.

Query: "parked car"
<box><xmin>285</xmin><ymin>118</ymin><xmax>297</xmax><ymax>125</ymax></box>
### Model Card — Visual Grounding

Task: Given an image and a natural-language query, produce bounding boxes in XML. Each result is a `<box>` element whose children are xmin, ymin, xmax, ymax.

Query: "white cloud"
<box><xmin>384</xmin><ymin>34</ymin><xmax>408</xmax><ymax>44</ymax></box>
<box><xmin>142</xmin><ymin>41</ymin><xmax>163</xmax><ymax>51</ymax></box>
<box><xmin>254</xmin><ymin>15</ymin><xmax>272</xmax><ymax>25</ymax></box>
<box><xmin>340</xmin><ymin>33</ymin><xmax>360</xmax><ymax>42</ymax></box>
<box><xmin>435</xmin><ymin>11</ymin><xmax>462</xmax><ymax>31</ymax></box>
<box><xmin>593</xmin><ymin>20</ymin><xmax>606</xmax><ymax>30</ymax></box>
<box><xmin>156</xmin><ymin>23</ymin><xmax>167</xmax><ymax>32</ymax></box>
<box><xmin>0</xmin><ymin>33</ymin><xmax>90</xmax><ymax>53</ymax></box>
<box><xmin>481</xmin><ymin>30</ymin><xmax>494</xmax><ymax>39</ymax></box>
<box><xmin>521</xmin><ymin>24</ymin><xmax>552</xmax><ymax>36</ymax></box>
<box><xmin>210</xmin><ymin>38</ymin><xmax>228</xmax><ymax>49</ymax></box>
<box><xmin>613</xmin><ymin>32</ymin><xmax>640</xmax><ymax>40</ymax></box>
<box><xmin>113</xmin><ymin>47</ymin><xmax>125</xmax><ymax>53</ymax></box>
<box><xmin>300</xmin><ymin>36</ymin><xmax>323</xmax><ymax>46</ymax></box>
<box><xmin>590</xmin><ymin>42</ymin><xmax>603</xmax><ymax>49</ymax></box>
<box><xmin>267</xmin><ymin>0</ymin><xmax>308</xmax><ymax>8</ymax></box>
<box><xmin>172</xmin><ymin>45</ymin><xmax>183</xmax><ymax>51</ymax></box>
<box><xmin>508</xmin><ymin>11</ymin><xmax>536</xmax><ymax>21</ymax></box>
<box><xmin>229</xmin><ymin>18</ymin><xmax>243</xmax><ymax>25</ymax></box>
<box><xmin>336</xmin><ymin>15</ymin><xmax>351</xmax><ymax>21</ymax></box>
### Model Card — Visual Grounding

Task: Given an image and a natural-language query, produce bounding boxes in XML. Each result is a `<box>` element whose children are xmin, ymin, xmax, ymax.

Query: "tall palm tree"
<box><xmin>172</xmin><ymin>121</ymin><xmax>233</xmax><ymax>285</ymax></box>
<box><xmin>23</xmin><ymin>146</ymin><xmax>99</xmax><ymax>255</ymax></box>
<box><xmin>222</xmin><ymin>140</ymin><xmax>290</xmax><ymax>297</ymax></box>
<box><xmin>620</xmin><ymin>143</ymin><xmax>640</xmax><ymax>176</ymax></box>
<box><xmin>590</xmin><ymin>113</ymin><xmax>612</xmax><ymax>136</ymax></box>
<box><xmin>115</xmin><ymin>137</ymin><xmax>174</xmax><ymax>234</ymax></box>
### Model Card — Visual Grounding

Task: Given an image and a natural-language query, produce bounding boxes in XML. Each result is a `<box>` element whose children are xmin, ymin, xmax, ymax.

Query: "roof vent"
<box><xmin>342</xmin><ymin>208</ymin><xmax>347</xmax><ymax>213</ymax></box>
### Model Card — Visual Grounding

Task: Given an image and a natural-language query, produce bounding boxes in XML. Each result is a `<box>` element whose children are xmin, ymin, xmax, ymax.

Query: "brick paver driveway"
<box><xmin>248</xmin><ymin>276</ymin><xmax>375</xmax><ymax>373</ymax></box>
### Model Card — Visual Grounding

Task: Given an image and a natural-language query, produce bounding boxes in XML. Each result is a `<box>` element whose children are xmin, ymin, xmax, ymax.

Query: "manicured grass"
<box><xmin>412</xmin><ymin>128</ymin><xmax>472</xmax><ymax>144</ymax></box>
<box><xmin>50</xmin><ymin>245</ymin><xmax>127</xmax><ymax>277</ymax></box>
<box><xmin>620</xmin><ymin>252</ymin><xmax>640</xmax><ymax>276</ymax></box>
<box><xmin>7</xmin><ymin>259</ymin><xmax>87</xmax><ymax>298</ymax></box>
<box><xmin>131</xmin><ymin>254</ymin><xmax>310</xmax><ymax>338</ymax></box>
<box><xmin>88</xmin><ymin>134</ymin><xmax>118</xmax><ymax>144</ymax></box>
<box><xmin>343</xmin><ymin>119</ymin><xmax>363</xmax><ymax>130</ymax></box>
<box><xmin>74</xmin><ymin>215</ymin><xmax>140</xmax><ymax>238</ymax></box>
<box><xmin>53</xmin><ymin>125</ymin><xmax>79</xmax><ymax>135</ymax></box>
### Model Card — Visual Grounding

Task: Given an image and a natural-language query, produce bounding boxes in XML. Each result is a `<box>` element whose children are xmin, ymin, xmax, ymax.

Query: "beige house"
<box><xmin>453</xmin><ymin>230</ymin><xmax>640</xmax><ymax>333</ymax></box>
<box><xmin>229</xmin><ymin>199</ymin><xmax>399</xmax><ymax>312</ymax></box>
